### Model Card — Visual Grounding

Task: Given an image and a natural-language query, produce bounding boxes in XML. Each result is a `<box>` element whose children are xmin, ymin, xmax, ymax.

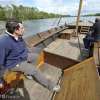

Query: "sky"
<box><xmin>0</xmin><ymin>0</ymin><xmax>100</xmax><ymax>15</ymax></box>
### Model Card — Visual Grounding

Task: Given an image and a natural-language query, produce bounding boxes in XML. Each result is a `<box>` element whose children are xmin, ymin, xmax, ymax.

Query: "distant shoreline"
<box><xmin>0</xmin><ymin>15</ymin><xmax>99</xmax><ymax>21</ymax></box>
<box><xmin>0</xmin><ymin>5</ymin><xmax>99</xmax><ymax>21</ymax></box>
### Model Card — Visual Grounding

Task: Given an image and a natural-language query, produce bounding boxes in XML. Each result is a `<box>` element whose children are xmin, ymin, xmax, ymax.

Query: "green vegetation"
<box><xmin>95</xmin><ymin>13</ymin><xmax>100</xmax><ymax>16</ymax></box>
<box><xmin>82</xmin><ymin>13</ymin><xmax>100</xmax><ymax>16</ymax></box>
<box><xmin>0</xmin><ymin>5</ymin><xmax>61</xmax><ymax>20</ymax></box>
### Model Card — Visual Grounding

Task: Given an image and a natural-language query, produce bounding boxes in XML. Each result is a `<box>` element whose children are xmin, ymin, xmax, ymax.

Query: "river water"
<box><xmin>0</xmin><ymin>16</ymin><xmax>96</xmax><ymax>38</ymax></box>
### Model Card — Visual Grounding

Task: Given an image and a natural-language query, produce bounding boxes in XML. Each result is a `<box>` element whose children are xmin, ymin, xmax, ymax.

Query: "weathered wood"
<box><xmin>80</xmin><ymin>26</ymin><xmax>90</xmax><ymax>34</ymax></box>
<box><xmin>53</xmin><ymin>57</ymin><xmax>100</xmax><ymax>100</ymax></box>
<box><xmin>44</xmin><ymin>51</ymin><xmax>79</xmax><ymax>69</ymax></box>
<box><xmin>94</xmin><ymin>42</ymin><xmax>100</xmax><ymax>66</ymax></box>
<box><xmin>25</xmin><ymin>26</ymin><xmax>67</xmax><ymax>47</ymax></box>
<box><xmin>44</xmin><ymin>36</ymin><xmax>86</xmax><ymax>62</ymax></box>
<box><xmin>22</xmin><ymin>63</ymin><xmax>62</xmax><ymax>100</ymax></box>
<box><xmin>60</xmin><ymin>29</ymin><xmax>74</xmax><ymax>40</ymax></box>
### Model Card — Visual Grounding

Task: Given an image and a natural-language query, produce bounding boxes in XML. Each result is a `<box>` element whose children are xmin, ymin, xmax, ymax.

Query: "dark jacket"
<box><xmin>92</xmin><ymin>19</ymin><xmax>100</xmax><ymax>41</ymax></box>
<box><xmin>0</xmin><ymin>33</ymin><xmax>28</xmax><ymax>68</ymax></box>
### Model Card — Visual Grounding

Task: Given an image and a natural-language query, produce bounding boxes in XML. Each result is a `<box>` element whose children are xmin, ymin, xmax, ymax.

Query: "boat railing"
<box><xmin>25</xmin><ymin>25</ymin><xmax>68</xmax><ymax>47</ymax></box>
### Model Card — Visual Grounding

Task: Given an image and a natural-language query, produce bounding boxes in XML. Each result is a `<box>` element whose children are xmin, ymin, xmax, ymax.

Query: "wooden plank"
<box><xmin>44</xmin><ymin>51</ymin><xmax>79</xmax><ymax>69</ymax></box>
<box><xmin>53</xmin><ymin>57</ymin><xmax>100</xmax><ymax>100</ymax></box>
<box><xmin>25</xmin><ymin>26</ymin><xmax>68</xmax><ymax>47</ymax></box>
<box><xmin>60</xmin><ymin>29</ymin><xmax>74</xmax><ymax>34</ymax></box>
<box><xmin>80</xmin><ymin>26</ymin><xmax>90</xmax><ymax>34</ymax></box>
<box><xmin>60</xmin><ymin>29</ymin><xmax>74</xmax><ymax>40</ymax></box>
<box><xmin>94</xmin><ymin>42</ymin><xmax>100</xmax><ymax>66</ymax></box>
<box><xmin>22</xmin><ymin>63</ymin><xmax>62</xmax><ymax>100</ymax></box>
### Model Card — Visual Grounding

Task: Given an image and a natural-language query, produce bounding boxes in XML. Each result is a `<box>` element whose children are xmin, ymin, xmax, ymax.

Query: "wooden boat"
<box><xmin>1</xmin><ymin>0</ymin><xmax>100</xmax><ymax>100</ymax></box>
<box><xmin>1</xmin><ymin>19</ymin><xmax>100</xmax><ymax>100</ymax></box>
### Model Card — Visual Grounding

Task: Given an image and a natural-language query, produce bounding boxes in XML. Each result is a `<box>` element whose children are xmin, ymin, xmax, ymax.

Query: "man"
<box><xmin>0</xmin><ymin>18</ymin><xmax>60</xmax><ymax>92</ymax></box>
<box><xmin>84</xmin><ymin>18</ymin><xmax>100</xmax><ymax>57</ymax></box>
<box><xmin>91</xmin><ymin>18</ymin><xmax>100</xmax><ymax>75</ymax></box>
<box><xmin>92</xmin><ymin>18</ymin><xmax>100</xmax><ymax>41</ymax></box>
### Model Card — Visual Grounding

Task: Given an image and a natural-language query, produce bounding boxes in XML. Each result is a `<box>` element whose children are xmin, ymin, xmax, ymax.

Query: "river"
<box><xmin>0</xmin><ymin>16</ymin><xmax>96</xmax><ymax>38</ymax></box>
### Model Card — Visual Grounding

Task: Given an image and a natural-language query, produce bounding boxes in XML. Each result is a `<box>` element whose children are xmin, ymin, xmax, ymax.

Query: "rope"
<box><xmin>57</xmin><ymin>16</ymin><xmax>62</xmax><ymax>26</ymax></box>
<box><xmin>52</xmin><ymin>16</ymin><xmax>62</xmax><ymax>26</ymax></box>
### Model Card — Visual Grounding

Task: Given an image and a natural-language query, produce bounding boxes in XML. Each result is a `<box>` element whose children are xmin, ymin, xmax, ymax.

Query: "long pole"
<box><xmin>76</xmin><ymin>0</ymin><xmax>83</xmax><ymax>58</ymax></box>
<box><xmin>76</xmin><ymin>0</ymin><xmax>83</xmax><ymax>34</ymax></box>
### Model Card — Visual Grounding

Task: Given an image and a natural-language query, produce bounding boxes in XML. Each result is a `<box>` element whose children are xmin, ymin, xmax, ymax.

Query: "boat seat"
<box><xmin>0</xmin><ymin>70</ymin><xmax>24</xmax><ymax>94</ymax></box>
<box><xmin>80</xmin><ymin>26</ymin><xmax>90</xmax><ymax>34</ymax></box>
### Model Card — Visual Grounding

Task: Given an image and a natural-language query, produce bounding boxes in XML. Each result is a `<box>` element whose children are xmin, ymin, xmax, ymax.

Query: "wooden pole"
<box><xmin>76</xmin><ymin>0</ymin><xmax>83</xmax><ymax>35</ymax></box>
<box><xmin>76</xmin><ymin>0</ymin><xmax>83</xmax><ymax>57</ymax></box>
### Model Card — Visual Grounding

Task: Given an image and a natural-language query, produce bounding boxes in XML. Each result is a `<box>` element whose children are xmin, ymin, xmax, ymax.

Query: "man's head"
<box><xmin>95</xmin><ymin>18</ymin><xmax>100</xmax><ymax>23</ymax></box>
<box><xmin>6</xmin><ymin>18</ymin><xmax>24</xmax><ymax>36</ymax></box>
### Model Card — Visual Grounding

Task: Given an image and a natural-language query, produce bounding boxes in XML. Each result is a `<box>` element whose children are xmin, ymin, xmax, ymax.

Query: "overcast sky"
<box><xmin>0</xmin><ymin>0</ymin><xmax>100</xmax><ymax>15</ymax></box>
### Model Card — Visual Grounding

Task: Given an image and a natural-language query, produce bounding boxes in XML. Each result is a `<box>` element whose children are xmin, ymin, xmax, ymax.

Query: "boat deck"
<box><xmin>44</xmin><ymin>34</ymin><xmax>87</xmax><ymax>62</ymax></box>
<box><xmin>53</xmin><ymin>57</ymin><xmax>100</xmax><ymax>100</ymax></box>
<box><xmin>22</xmin><ymin>63</ymin><xmax>62</xmax><ymax>100</ymax></box>
<box><xmin>7</xmin><ymin>63</ymin><xmax>62</xmax><ymax>100</ymax></box>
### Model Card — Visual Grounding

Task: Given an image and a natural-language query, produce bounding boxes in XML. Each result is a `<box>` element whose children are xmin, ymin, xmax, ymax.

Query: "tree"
<box><xmin>0</xmin><ymin>5</ymin><xmax>62</xmax><ymax>20</ymax></box>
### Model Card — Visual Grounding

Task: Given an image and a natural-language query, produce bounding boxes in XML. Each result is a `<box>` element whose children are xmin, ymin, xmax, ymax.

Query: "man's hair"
<box><xmin>6</xmin><ymin>18</ymin><xmax>22</xmax><ymax>34</ymax></box>
<box><xmin>95</xmin><ymin>18</ymin><xmax>100</xmax><ymax>23</ymax></box>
